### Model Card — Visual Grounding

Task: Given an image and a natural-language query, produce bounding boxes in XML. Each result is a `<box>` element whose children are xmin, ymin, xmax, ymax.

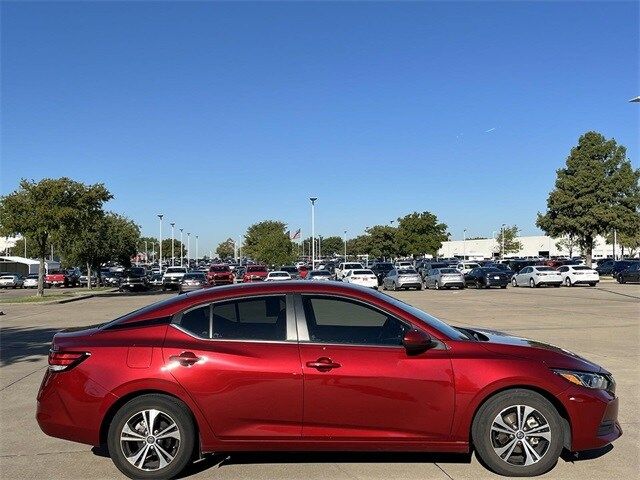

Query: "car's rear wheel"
<box><xmin>472</xmin><ymin>389</ymin><xmax>563</xmax><ymax>477</ymax></box>
<box><xmin>434</xmin><ymin>280</ymin><xmax>439</xmax><ymax>290</ymax></box>
<box><xmin>107</xmin><ymin>394</ymin><xmax>195</xmax><ymax>480</ymax></box>
<box><xmin>512</xmin><ymin>278</ymin><xmax>517</xmax><ymax>287</ymax></box>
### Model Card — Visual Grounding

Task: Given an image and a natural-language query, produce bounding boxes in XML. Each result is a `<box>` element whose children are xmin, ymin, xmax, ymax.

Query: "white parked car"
<box><xmin>162</xmin><ymin>266</ymin><xmax>188</xmax><ymax>291</ymax></box>
<box><xmin>265</xmin><ymin>271</ymin><xmax>291</xmax><ymax>281</ymax></box>
<box><xmin>23</xmin><ymin>274</ymin><xmax>39</xmax><ymax>288</ymax></box>
<box><xmin>395</xmin><ymin>261</ymin><xmax>414</xmax><ymax>269</ymax></box>
<box><xmin>557</xmin><ymin>265</ymin><xmax>599</xmax><ymax>287</ymax></box>
<box><xmin>307</xmin><ymin>270</ymin><xmax>333</xmax><ymax>281</ymax></box>
<box><xmin>343</xmin><ymin>269</ymin><xmax>378</xmax><ymax>289</ymax></box>
<box><xmin>335</xmin><ymin>262</ymin><xmax>364</xmax><ymax>279</ymax></box>
<box><xmin>455</xmin><ymin>262</ymin><xmax>480</xmax><ymax>274</ymax></box>
<box><xmin>512</xmin><ymin>266</ymin><xmax>563</xmax><ymax>288</ymax></box>
<box><xmin>0</xmin><ymin>274</ymin><xmax>24</xmax><ymax>288</ymax></box>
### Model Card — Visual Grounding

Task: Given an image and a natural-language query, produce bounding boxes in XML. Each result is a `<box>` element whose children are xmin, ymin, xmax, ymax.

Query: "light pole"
<box><xmin>501</xmin><ymin>223</ymin><xmax>506</xmax><ymax>259</ymax></box>
<box><xmin>152</xmin><ymin>242</ymin><xmax>155</xmax><ymax>263</ymax></box>
<box><xmin>157</xmin><ymin>214</ymin><xmax>164</xmax><ymax>269</ymax></box>
<box><xmin>144</xmin><ymin>240</ymin><xmax>148</xmax><ymax>264</ymax></box>
<box><xmin>186</xmin><ymin>233</ymin><xmax>191</xmax><ymax>268</ymax></box>
<box><xmin>24</xmin><ymin>237</ymin><xmax>27</xmax><ymax>258</ymax></box>
<box><xmin>344</xmin><ymin>230</ymin><xmax>347</xmax><ymax>262</ymax></box>
<box><xmin>310</xmin><ymin>197</ymin><xmax>317</xmax><ymax>268</ymax></box>
<box><xmin>195</xmin><ymin>235</ymin><xmax>199</xmax><ymax>266</ymax></box>
<box><xmin>463</xmin><ymin>229</ymin><xmax>467</xmax><ymax>260</ymax></box>
<box><xmin>179</xmin><ymin>228</ymin><xmax>184</xmax><ymax>266</ymax></box>
<box><xmin>170</xmin><ymin>222</ymin><xmax>175</xmax><ymax>266</ymax></box>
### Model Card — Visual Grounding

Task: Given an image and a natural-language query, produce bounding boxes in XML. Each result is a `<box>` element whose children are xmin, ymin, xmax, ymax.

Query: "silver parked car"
<box><xmin>0</xmin><ymin>274</ymin><xmax>24</xmax><ymax>289</ymax></box>
<box><xmin>178</xmin><ymin>273</ymin><xmax>207</xmax><ymax>294</ymax></box>
<box><xmin>307</xmin><ymin>270</ymin><xmax>333</xmax><ymax>281</ymax></box>
<box><xmin>382</xmin><ymin>268</ymin><xmax>423</xmax><ymax>291</ymax></box>
<box><xmin>424</xmin><ymin>268</ymin><xmax>465</xmax><ymax>290</ymax></box>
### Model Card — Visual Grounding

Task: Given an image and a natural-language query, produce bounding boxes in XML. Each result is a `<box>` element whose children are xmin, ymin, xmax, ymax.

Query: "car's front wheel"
<box><xmin>107</xmin><ymin>394</ymin><xmax>195</xmax><ymax>480</ymax></box>
<box><xmin>529</xmin><ymin>278</ymin><xmax>536</xmax><ymax>288</ymax></box>
<box><xmin>472</xmin><ymin>389</ymin><xmax>563</xmax><ymax>477</ymax></box>
<box><xmin>564</xmin><ymin>277</ymin><xmax>572</xmax><ymax>287</ymax></box>
<box><xmin>512</xmin><ymin>278</ymin><xmax>517</xmax><ymax>287</ymax></box>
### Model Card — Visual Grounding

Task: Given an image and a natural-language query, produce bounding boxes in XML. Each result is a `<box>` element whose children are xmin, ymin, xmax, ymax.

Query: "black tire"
<box><xmin>564</xmin><ymin>277</ymin><xmax>572</xmax><ymax>287</ymax></box>
<box><xmin>107</xmin><ymin>394</ymin><xmax>195</xmax><ymax>480</ymax></box>
<box><xmin>529</xmin><ymin>278</ymin><xmax>536</xmax><ymax>288</ymax></box>
<box><xmin>417</xmin><ymin>284</ymin><xmax>423</xmax><ymax>291</ymax></box>
<box><xmin>500</xmin><ymin>285</ymin><xmax>507</xmax><ymax>289</ymax></box>
<box><xmin>588</xmin><ymin>282</ymin><xmax>596</xmax><ymax>287</ymax></box>
<box><xmin>472</xmin><ymin>389</ymin><xmax>563</xmax><ymax>477</ymax></box>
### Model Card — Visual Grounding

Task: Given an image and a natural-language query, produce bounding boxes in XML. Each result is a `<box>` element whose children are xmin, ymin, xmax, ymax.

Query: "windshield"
<box><xmin>572</xmin><ymin>266</ymin><xmax>591</xmax><ymax>271</ymax></box>
<box><xmin>536</xmin><ymin>266</ymin><xmax>555</xmax><ymax>271</ymax></box>
<box><xmin>398</xmin><ymin>269</ymin><xmax>418</xmax><ymax>275</ymax></box>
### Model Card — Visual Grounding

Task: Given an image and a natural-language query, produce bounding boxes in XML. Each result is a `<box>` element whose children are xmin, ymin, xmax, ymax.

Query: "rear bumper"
<box><xmin>398</xmin><ymin>282</ymin><xmax>422</xmax><ymax>289</ymax></box>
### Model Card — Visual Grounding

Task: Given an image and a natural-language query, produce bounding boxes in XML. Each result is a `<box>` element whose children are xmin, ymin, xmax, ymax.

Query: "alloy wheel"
<box><xmin>490</xmin><ymin>405</ymin><xmax>551</xmax><ymax>467</ymax></box>
<box><xmin>120</xmin><ymin>409</ymin><xmax>181</xmax><ymax>472</ymax></box>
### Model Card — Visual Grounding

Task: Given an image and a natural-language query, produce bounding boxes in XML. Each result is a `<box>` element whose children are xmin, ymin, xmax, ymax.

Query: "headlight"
<box><xmin>553</xmin><ymin>369</ymin><xmax>615</xmax><ymax>394</ymax></box>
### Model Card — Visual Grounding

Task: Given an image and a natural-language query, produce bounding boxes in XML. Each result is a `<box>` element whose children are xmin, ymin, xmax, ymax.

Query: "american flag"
<box><xmin>291</xmin><ymin>228</ymin><xmax>301</xmax><ymax>240</ymax></box>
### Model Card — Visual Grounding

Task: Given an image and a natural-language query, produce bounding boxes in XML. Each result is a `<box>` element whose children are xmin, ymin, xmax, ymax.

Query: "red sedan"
<box><xmin>37</xmin><ymin>282</ymin><xmax>620</xmax><ymax>479</ymax></box>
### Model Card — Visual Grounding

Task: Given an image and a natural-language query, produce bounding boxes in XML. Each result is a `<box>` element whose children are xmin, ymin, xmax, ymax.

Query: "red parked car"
<box><xmin>206</xmin><ymin>264</ymin><xmax>234</xmax><ymax>286</ymax></box>
<box><xmin>37</xmin><ymin>282</ymin><xmax>620</xmax><ymax>479</ymax></box>
<box><xmin>298</xmin><ymin>265</ymin><xmax>309</xmax><ymax>279</ymax></box>
<box><xmin>242</xmin><ymin>264</ymin><xmax>268</xmax><ymax>282</ymax></box>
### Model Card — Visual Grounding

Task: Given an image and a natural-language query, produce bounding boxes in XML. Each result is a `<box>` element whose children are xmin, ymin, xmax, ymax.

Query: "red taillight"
<box><xmin>48</xmin><ymin>351</ymin><xmax>90</xmax><ymax>372</ymax></box>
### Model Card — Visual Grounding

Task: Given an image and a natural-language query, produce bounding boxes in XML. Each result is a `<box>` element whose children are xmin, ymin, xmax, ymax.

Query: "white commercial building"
<box><xmin>0</xmin><ymin>256</ymin><xmax>61</xmax><ymax>276</ymax></box>
<box><xmin>438</xmin><ymin>235</ymin><xmax>620</xmax><ymax>260</ymax></box>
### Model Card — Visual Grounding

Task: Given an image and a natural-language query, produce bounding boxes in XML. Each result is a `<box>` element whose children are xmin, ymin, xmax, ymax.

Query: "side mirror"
<box><xmin>402</xmin><ymin>329</ymin><xmax>433</xmax><ymax>355</ymax></box>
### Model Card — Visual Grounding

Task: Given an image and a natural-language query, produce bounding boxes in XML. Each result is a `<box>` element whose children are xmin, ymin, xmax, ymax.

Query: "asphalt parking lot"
<box><xmin>0</xmin><ymin>284</ymin><xmax>638</xmax><ymax>480</ymax></box>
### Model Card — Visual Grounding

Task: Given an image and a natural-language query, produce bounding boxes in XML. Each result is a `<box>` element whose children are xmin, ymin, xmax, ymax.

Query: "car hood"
<box><xmin>471</xmin><ymin>327</ymin><xmax>604</xmax><ymax>373</ymax></box>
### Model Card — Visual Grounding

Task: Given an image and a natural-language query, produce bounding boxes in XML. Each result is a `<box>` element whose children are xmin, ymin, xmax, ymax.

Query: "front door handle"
<box><xmin>169</xmin><ymin>351</ymin><xmax>201</xmax><ymax>366</ymax></box>
<box><xmin>306</xmin><ymin>357</ymin><xmax>341</xmax><ymax>371</ymax></box>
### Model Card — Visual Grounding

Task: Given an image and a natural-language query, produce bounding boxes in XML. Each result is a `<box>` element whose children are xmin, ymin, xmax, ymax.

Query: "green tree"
<box><xmin>555</xmin><ymin>234</ymin><xmax>578</xmax><ymax>257</ymax></box>
<box><xmin>0</xmin><ymin>178</ymin><xmax>112</xmax><ymax>296</ymax></box>
<box><xmin>495</xmin><ymin>225</ymin><xmax>523</xmax><ymax>257</ymax></box>
<box><xmin>8</xmin><ymin>237</ymin><xmax>50</xmax><ymax>259</ymax></box>
<box><xmin>216</xmin><ymin>238</ymin><xmax>236</xmax><ymax>260</ymax></box>
<box><xmin>364</xmin><ymin>225</ymin><xmax>399</xmax><ymax>259</ymax></box>
<box><xmin>318</xmin><ymin>236</ymin><xmax>344</xmax><ymax>257</ymax></box>
<box><xmin>160</xmin><ymin>238</ymin><xmax>185</xmax><ymax>262</ymax></box>
<box><xmin>106</xmin><ymin>214</ymin><xmax>141</xmax><ymax>267</ymax></box>
<box><xmin>396</xmin><ymin>211</ymin><xmax>449</xmax><ymax>257</ymax></box>
<box><xmin>537</xmin><ymin>131</ymin><xmax>640</xmax><ymax>266</ymax></box>
<box><xmin>243</xmin><ymin>220</ymin><xmax>295</xmax><ymax>266</ymax></box>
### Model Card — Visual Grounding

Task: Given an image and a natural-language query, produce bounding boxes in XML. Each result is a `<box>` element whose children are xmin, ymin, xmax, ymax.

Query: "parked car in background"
<box><xmin>234</xmin><ymin>266</ymin><xmax>246</xmax><ymax>283</ymax></box>
<box><xmin>395</xmin><ymin>260</ymin><xmax>414</xmax><ymax>269</ymax></box>
<box><xmin>418</xmin><ymin>262</ymin><xmax>450</xmax><ymax>279</ymax></box>
<box><xmin>343</xmin><ymin>269</ymin><xmax>378</xmax><ymax>289</ymax></box>
<box><xmin>297</xmin><ymin>265</ymin><xmax>309</xmax><ymax>279</ymax></box>
<box><xmin>382</xmin><ymin>268</ymin><xmax>423</xmax><ymax>291</ymax></box>
<box><xmin>335</xmin><ymin>262</ymin><xmax>365</xmax><ymax>280</ymax></box>
<box><xmin>423</xmin><ymin>268</ymin><xmax>465</xmax><ymax>290</ymax></box>
<box><xmin>455</xmin><ymin>262</ymin><xmax>480</xmax><ymax>274</ymax></box>
<box><xmin>616</xmin><ymin>262</ymin><xmax>640</xmax><ymax>284</ymax></box>
<box><xmin>307</xmin><ymin>270</ymin><xmax>333</xmax><ymax>281</ymax></box>
<box><xmin>464</xmin><ymin>267</ymin><xmax>510</xmax><ymax>289</ymax></box>
<box><xmin>595</xmin><ymin>259</ymin><xmax>615</xmax><ymax>276</ymax></box>
<box><xmin>512</xmin><ymin>266</ymin><xmax>562</xmax><ymax>288</ymax></box>
<box><xmin>44</xmin><ymin>270</ymin><xmax>72</xmax><ymax>288</ymax></box>
<box><xmin>179</xmin><ymin>273</ymin><xmax>208</xmax><ymax>294</ymax></box>
<box><xmin>611</xmin><ymin>260</ymin><xmax>639</xmax><ymax>278</ymax></box>
<box><xmin>206</xmin><ymin>265</ymin><xmax>234</xmax><ymax>286</ymax></box>
<box><xmin>23</xmin><ymin>273</ymin><xmax>39</xmax><ymax>288</ymax></box>
<box><xmin>243</xmin><ymin>265</ymin><xmax>269</xmax><ymax>282</ymax></box>
<box><xmin>36</xmin><ymin>281</ymin><xmax>621</xmax><ymax>479</ymax></box>
<box><xmin>148</xmin><ymin>273</ymin><xmax>164</xmax><ymax>290</ymax></box>
<box><xmin>79</xmin><ymin>273</ymin><xmax>100</xmax><ymax>287</ymax></box>
<box><xmin>102</xmin><ymin>272</ymin><xmax>123</xmax><ymax>287</ymax></box>
<box><xmin>66</xmin><ymin>268</ymin><xmax>81</xmax><ymax>286</ymax></box>
<box><xmin>119</xmin><ymin>267</ymin><xmax>149</xmax><ymax>292</ymax></box>
<box><xmin>163</xmin><ymin>267</ymin><xmax>189</xmax><ymax>291</ymax></box>
<box><xmin>557</xmin><ymin>265</ymin><xmax>599</xmax><ymax>287</ymax></box>
<box><xmin>0</xmin><ymin>274</ymin><xmax>24</xmax><ymax>289</ymax></box>
<box><xmin>264</xmin><ymin>271</ymin><xmax>291</xmax><ymax>281</ymax></box>
<box><xmin>369</xmin><ymin>262</ymin><xmax>394</xmax><ymax>285</ymax></box>
<box><xmin>279</xmin><ymin>266</ymin><xmax>300</xmax><ymax>279</ymax></box>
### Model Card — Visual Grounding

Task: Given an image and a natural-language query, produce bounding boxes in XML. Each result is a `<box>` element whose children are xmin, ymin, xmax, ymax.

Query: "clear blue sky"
<box><xmin>2</xmin><ymin>1</ymin><xmax>638</xmax><ymax>251</ymax></box>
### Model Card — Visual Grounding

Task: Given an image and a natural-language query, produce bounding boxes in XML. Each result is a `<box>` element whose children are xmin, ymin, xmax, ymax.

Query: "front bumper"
<box><xmin>559</xmin><ymin>385</ymin><xmax>622</xmax><ymax>452</ymax></box>
<box><xmin>208</xmin><ymin>276</ymin><xmax>234</xmax><ymax>285</ymax></box>
<box><xmin>485</xmin><ymin>278</ymin><xmax>510</xmax><ymax>287</ymax></box>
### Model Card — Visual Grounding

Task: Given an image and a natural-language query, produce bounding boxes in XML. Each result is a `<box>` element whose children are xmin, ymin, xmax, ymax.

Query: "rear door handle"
<box><xmin>306</xmin><ymin>357</ymin><xmax>341</xmax><ymax>371</ymax></box>
<box><xmin>169</xmin><ymin>351</ymin><xmax>201</xmax><ymax>366</ymax></box>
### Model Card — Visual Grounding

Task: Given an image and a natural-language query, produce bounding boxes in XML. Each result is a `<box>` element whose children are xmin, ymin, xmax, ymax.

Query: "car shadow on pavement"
<box><xmin>176</xmin><ymin>451</ymin><xmax>473</xmax><ymax>478</ymax></box>
<box><xmin>0</xmin><ymin>326</ymin><xmax>63</xmax><ymax>367</ymax></box>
